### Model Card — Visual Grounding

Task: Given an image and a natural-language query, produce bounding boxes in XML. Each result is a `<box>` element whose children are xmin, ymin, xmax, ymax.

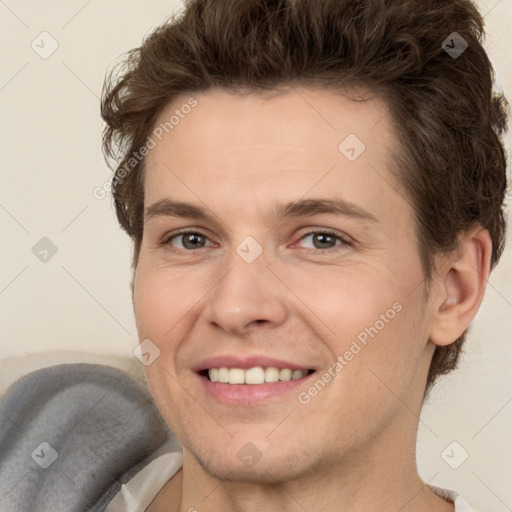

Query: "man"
<box><xmin>100</xmin><ymin>0</ymin><xmax>509</xmax><ymax>510</ymax></box>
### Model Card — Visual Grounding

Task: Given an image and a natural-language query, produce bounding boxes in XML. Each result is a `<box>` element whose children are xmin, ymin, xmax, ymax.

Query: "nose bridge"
<box><xmin>205</xmin><ymin>237</ymin><xmax>288</xmax><ymax>332</ymax></box>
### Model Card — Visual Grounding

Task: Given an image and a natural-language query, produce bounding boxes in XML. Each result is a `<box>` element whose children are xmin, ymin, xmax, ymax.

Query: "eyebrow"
<box><xmin>144</xmin><ymin>197</ymin><xmax>378</xmax><ymax>224</ymax></box>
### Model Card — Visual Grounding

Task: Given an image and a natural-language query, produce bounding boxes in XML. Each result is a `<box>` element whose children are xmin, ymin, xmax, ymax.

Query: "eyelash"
<box><xmin>161</xmin><ymin>229</ymin><xmax>351</xmax><ymax>254</ymax></box>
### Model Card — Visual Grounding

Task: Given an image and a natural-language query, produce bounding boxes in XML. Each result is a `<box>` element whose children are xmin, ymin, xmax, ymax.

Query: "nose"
<box><xmin>204</xmin><ymin>246</ymin><xmax>289</xmax><ymax>335</ymax></box>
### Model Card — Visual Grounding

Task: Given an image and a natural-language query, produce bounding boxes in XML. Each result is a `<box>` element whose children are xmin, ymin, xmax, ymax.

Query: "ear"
<box><xmin>429</xmin><ymin>226</ymin><xmax>492</xmax><ymax>347</ymax></box>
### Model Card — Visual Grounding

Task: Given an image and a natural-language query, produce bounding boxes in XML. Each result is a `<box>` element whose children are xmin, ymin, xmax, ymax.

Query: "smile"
<box><xmin>204</xmin><ymin>366</ymin><xmax>315</xmax><ymax>385</ymax></box>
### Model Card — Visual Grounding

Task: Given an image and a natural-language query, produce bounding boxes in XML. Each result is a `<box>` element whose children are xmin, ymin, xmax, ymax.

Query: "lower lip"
<box><xmin>195</xmin><ymin>372</ymin><xmax>316</xmax><ymax>405</ymax></box>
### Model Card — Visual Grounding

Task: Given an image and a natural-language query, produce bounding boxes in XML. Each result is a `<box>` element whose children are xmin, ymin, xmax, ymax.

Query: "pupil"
<box><xmin>184</xmin><ymin>233</ymin><xmax>204</xmax><ymax>249</ymax></box>
<box><xmin>181</xmin><ymin>233</ymin><xmax>335</xmax><ymax>250</ymax></box>
<box><xmin>314</xmin><ymin>233</ymin><xmax>334</xmax><ymax>249</ymax></box>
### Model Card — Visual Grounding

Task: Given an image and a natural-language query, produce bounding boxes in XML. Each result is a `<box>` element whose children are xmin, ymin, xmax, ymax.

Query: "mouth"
<box><xmin>198</xmin><ymin>367</ymin><xmax>316</xmax><ymax>384</ymax></box>
<box><xmin>195</xmin><ymin>366</ymin><xmax>317</xmax><ymax>405</ymax></box>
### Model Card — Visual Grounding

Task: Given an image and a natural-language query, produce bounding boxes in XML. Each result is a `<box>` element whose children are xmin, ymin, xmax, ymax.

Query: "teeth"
<box><xmin>279</xmin><ymin>368</ymin><xmax>292</xmax><ymax>381</ymax></box>
<box><xmin>245</xmin><ymin>367</ymin><xmax>265</xmax><ymax>384</ymax></box>
<box><xmin>207</xmin><ymin>366</ymin><xmax>310</xmax><ymax>384</ymax></box>
<box><xmin>228</xmin><ymin>368</ymin><xmax>245</xmax><ymax>384</ymax></box>
<box><xmin>264</xmin><ymin>367</ymin><xmax>280</xmax><ymax>383</ymax></box>
<box><xmin>291</xmin><ymin>369</ymin><xmax>304</xmax><ymax>380</ymax></box>
<box><xmin>217</xmin><ymin>367</ymin><xmax>229</xmax><ymax>383</ymax></box>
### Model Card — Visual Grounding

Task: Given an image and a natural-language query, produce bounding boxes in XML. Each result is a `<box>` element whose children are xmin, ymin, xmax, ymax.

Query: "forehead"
<box><xmin>143</xmin><ymin>86</ymin><xmax>404</xmax><ymax>219</ymax></box>
<box><xmin>147</xmin><ymin>86</ymin><xmax>393</xmax><ymax>158</ymax></box>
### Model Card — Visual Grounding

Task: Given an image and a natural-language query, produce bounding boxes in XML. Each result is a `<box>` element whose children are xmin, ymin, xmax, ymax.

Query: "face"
<box><xmin>133</xmin><ymin>87</ymin><xmax>436</xmax><ymax>483</ymax></box>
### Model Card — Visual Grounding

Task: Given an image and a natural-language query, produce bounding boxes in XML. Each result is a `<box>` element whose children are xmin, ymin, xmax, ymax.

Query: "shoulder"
<box><xmin>428</xmin><ymin>484</ymin><xmax>481</xmax><ymax>512</ymax></box>
<box><xmin>107</xmin><ymin>452</ymin><xmax>184</xmax><ymax>512</ymax></box>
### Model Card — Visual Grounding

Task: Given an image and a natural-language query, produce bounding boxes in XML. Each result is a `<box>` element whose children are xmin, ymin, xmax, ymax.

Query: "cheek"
<box><xmin>299</xmin><ymin>264</ymin><xmax>428</xmax><ymax>385</ymax></box>
<box><xmin>134</xmin><ymin>243</ymin><xmax>427</xmax><ymax>377</ymax></box>
<box><xmin>286</xmin><ymin>264</ymin><xmax>400</xmax><ymax>338</ymax></box>
<box><xmin>132</xmin><ymin>260</ymin><xmax>215</xmax><ymax>390</ymax></box>
<box><xmin>133</xmin><ymin>262</ymin><xmax>194</xmax><ymax>339</ymax></box>
<box><xmin>133</xmin><ymin>265</ymin><xmax>192</xmax><ymax>423</ymax></box>
<box><xmin>337</xmin><ymin>294</ymin><xmax>428</xmax><ymax>406</ymax></box>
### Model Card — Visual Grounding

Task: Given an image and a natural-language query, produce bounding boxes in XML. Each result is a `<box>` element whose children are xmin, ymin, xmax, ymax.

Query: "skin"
<box><xmin>133</xmin><ymin>87</ymin><xmax>491</xmax><ymax>512</ymax></box>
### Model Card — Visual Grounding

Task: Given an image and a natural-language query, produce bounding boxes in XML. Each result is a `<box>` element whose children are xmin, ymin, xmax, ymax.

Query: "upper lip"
<box><xmin>193</xmin><ymin>354</ymin><xmax>317</xmax><ymax>372</ymax></box>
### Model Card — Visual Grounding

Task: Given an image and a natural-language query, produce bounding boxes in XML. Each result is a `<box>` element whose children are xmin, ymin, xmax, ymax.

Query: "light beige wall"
<box><xmin>1</xmin><ymin>1</ymin><xmax>511</xmax><ymax>509</ymax></box>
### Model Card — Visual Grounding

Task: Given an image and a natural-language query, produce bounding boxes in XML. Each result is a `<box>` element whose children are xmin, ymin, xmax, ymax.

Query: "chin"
<box><xmin>184</xmin><ymin>436</ymin><xmax>330</xmax><ymax>484</ymax></box>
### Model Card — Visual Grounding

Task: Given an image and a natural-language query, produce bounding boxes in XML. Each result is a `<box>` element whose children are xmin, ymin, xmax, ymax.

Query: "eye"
<box><xmin>295</xmin><ymin>229</ymin><xmax>349</xmax><ymax>252</ymax></box>
<box><xmin>161</xmin><ymin>229</ymin><xmax>350</xmax><ymax>253</ymax></box>
<box><xmin>163</xmin><ymin>231</ymin><xmax>215</xmax><ymax>251</ymax></box>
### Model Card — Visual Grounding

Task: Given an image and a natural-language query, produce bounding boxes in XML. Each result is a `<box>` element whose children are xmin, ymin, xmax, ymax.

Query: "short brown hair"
<box><xmin>101</xmin><ymin>0</ymin><xmax>509</xmax><ymax>395</ymax></box>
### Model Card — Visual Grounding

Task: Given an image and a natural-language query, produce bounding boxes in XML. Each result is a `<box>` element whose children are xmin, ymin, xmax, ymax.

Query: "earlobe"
<box><xmin>429</xmin><ymin>226</ymin><xmax>492</xmax><ymax>347</ymax></box>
